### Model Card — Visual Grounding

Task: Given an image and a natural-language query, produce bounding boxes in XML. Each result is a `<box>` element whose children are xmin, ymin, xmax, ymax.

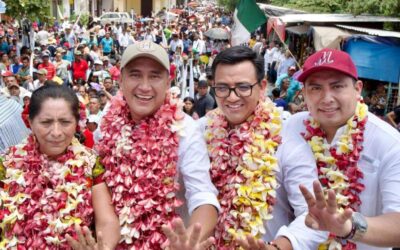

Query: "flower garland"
<box><xmin>0</xmin><ymin>134</ymin><xmax>101</xmax><ymax>249</ymax></box>
<box><xmin>303</xmin><ymin>101</ymin><xmax>368</xmax><ymax>250</ymax></box>
<box><xmin>97</xmin><ymin>92</ymin><xmax>185</xmax><ymax>249</ymax></box>
<box><xmin>205</xmin><ymin>101</ymin><xmax>282</xmax><ymax>249</ymax></box>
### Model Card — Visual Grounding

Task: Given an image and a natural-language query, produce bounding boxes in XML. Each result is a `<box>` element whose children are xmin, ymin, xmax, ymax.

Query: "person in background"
<box><xmin>271</xmin><ymin>87</ymin><xmax>288</xmax><ymax>111</ymax></box>
<box><xmin>109</xmin><ymin>59</ymin><xmax>121</xmax><ymax>82</ymax></box>
<box><xmin>276</xmin><ymin>66</ymin><xmax>302</xmax><ymax>103</ymax></box>
<box><xmin>54</xmin><ymin>51</ymin><xmax>71</xmax><ymax>86</ymax></box>
<box><xmin>183</xmin><ymin>96</ymin><xmax>199</xmax><ymax>120</ymax></box>
<box><xmin>38</xmin><ymin>51</ymin><xmax>56</xmax><ymax>80</ymax></box>
<box><xmin>83</xmin><ymin>114</ymin><xmax>99</xmax><ymax>149</ymax></box>
<box><xmin>100</xmin><ymin>32</ymin><xmax>114</xmax><ymax>57</ymax></box>
<box><xmin>194</xmin><ymin>80</ymin><xmax>215</xmax><ymax>118</ymax></box>
<box><xmin>72</xmin><ymin>51</ymin><xmax>89</xmax><ymax>82</ymax></box>
<box><xmin>17</xmin><ymin>55</ymin><xmax>31</xmax><ymax>87</ymax></box>
<box><xmin>369</xmin><ymin>83</ymin><xmax>387</xmax><ymax>118</ymax></box>
<box><xmin>0</xmin><ymin>92</ymin><xmax>30</xmax><ymax>153</ymax></box>
<box><xmin>10</xmin><ymin>54</ymin><xmax>22</xmax><ymax>74</ymax></box>
<box><xmin>385</xmin><ymin>105</ymin><xmax>400</xmax><ymax>131</ymax></box>
<box><xmin>29</xmin><ymin>68</ymin><xmax>48</xmax><ymax>92</ymax></box>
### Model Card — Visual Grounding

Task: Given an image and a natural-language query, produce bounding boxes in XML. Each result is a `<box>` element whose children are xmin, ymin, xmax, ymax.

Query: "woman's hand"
<box><xmin>161</xmin><ymin>218</ymin><xmax>215</xmax><ymax>250</ymax></box>
<box><xmin>66</xmin><ymin>225</ymin><xmax>112</xmax><ymax>250</ymax></box>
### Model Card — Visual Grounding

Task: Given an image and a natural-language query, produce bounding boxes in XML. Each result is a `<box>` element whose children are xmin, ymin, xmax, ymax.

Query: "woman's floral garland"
<box><xmin>205</xmin><ymin>101</ymin><xmax>282</xmax><ymax>249</ymax></box>
<box><xmin>97</xmin><ymin>92</ymin><xmax>185</xmax><ymax>249</ymax></box>
<box><xmin>0</xmin><ymin>135</ymin><xmax>100</xmax><ymax>249</ymax></box>
<box><xmin>303</xmin><ymin>101</ymin><xmax>368</xmax><ymax>250</ymax></box>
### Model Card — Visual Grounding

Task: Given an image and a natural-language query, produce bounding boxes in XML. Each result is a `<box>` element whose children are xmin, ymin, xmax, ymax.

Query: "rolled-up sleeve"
<box><xmin>177</xmin><ymin>116</ymin><xmax>220</xmax><ymax>215</ymax></box>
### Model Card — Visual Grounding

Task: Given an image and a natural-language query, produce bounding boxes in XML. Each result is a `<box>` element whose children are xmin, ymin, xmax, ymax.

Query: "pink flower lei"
<box><xmin>0</xmin><ymin>135</ymin><xmax>96</xmax><ymax>249</ymax></box>
<box><xmin>97</xmin><ymin>92</ymin><xmax>184</xmax><ymax>249</ymax></box>
<box><xmin>302</xmin><ymin>101</ymin><xmax>368</xmax><ymax>250</ymax></box>
<box><xmin>205</xmin><ymin>101</ymin><xmax>282</xmax><ymax>249</ymax></box>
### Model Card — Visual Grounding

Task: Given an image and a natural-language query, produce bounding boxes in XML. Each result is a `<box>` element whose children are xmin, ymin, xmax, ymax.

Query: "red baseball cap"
<box><xmin>297</xmin><ymin>48</ymin><xmax>358</xmax><ymax>82</ymax></box>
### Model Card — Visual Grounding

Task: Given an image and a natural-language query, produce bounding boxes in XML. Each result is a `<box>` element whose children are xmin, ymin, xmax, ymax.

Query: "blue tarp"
<box><xmin>343</xmin><ymin>36</ymin><xmax>400</xmax><ymax>83</ymax></box>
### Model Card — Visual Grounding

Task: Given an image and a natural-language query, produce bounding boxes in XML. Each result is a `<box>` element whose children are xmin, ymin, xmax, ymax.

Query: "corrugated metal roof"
<box><xmin>286</xmin><ymin>25</ymin><xmax>310</xmax><ymax>35</ymax></box>
<box><xmin>336</xmin><ymin>24</ymin><xmax>400</xmax><ymax>38</ymax></box>
<box><xmin>258</xmin><ymin>3</ymin><xmax>305</xmax><ymax>17</ymax></box>
<box><xmin>279</xmin><ymin>14</ymin><xmax>400</xmax><ymax>24</ymax></box>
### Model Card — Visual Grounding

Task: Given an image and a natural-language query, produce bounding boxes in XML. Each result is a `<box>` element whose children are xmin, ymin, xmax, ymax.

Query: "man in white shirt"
<box><xmin>202</xmin><ymin>46</ymin><xmax>327</xmax><ymax>249</ymax></box>
<box><xmin>192</xmin><ymin>33</ymin><xmax>205</xmax><ymax>55</ymax></box>
<box><xmin>118</xmin><ymin>29</ymin><xmax>130</xmax><ymax>53</ymax></box>
<box><xmin>96</xmin><ymin>41</ymin><xmax>219</xmax><ymax>249</ymax></box>
<box><xmin>1</xmin><ymin>73</ymin><xmax>31</xmax><ymax>102</ymax></box>
<box><xmin>264</xmin><ymin>41</ymin><xmax>277</xmax><ymax>79</ymax></box>
<box><xmin>289</xmin><ymin>48</ymin><xmax>400</xmax><ymax>250</ymax></box>
<box><xmin>169</xmin><ymin>33</ymin><xmax>184</xmax><ymax>53</ymax></box>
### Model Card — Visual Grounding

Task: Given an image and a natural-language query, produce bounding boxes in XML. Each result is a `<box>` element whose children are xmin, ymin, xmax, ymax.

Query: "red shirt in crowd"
<box><xmin>83</xmin><ymin>129</ymin><xmax>94</xmax><ymax>148</ymax></box>
<box><xmin>72</xmin><ymin>59</ymin><xmax>89</xmax><ymax>81</ymax></box>
<box><xmin>109</xmin><ymin>65</ymin><xmax>121</xmax><ymax>81</ymax></box>
<box><xmin>169</xmin><ymin>63</ymin><xmax>177</xmax><ymax>81</ymax></box>
<box><xmin>38</xmin><ymin>62</ymin><xmax>56</xmax><ymax>80</ymax></box>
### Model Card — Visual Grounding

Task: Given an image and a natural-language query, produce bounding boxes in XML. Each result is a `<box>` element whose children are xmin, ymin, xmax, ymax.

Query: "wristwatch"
<box><xmin>350</xmin><ymin>212</ymin><xmax>368</xmax><ymax>242</ymax></box>
<box><xmin>337</xmin><ymin>212</ymin><xmax>368</xmax><ymax>242</ymax></box>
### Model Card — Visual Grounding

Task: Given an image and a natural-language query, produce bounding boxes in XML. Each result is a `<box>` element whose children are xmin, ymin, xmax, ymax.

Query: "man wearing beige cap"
<box><xmin>28</xmin><ymin>68</ymin><xmax>47</xmax><ymax>91</ymax></box>
<box><xmin>96</xmin><ymin>40</ymin><xmax>219</xmax><ymax>249</ymax></box>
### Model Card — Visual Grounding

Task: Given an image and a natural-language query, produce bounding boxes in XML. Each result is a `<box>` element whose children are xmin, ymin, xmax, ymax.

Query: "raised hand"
<box><xmin>299</xmin><ymin>180</ymin><xmax>353</xmax><ymax>237</ymax></box>
<box><xmin>236</xmin><ymin>235</ymin><xmax>275</xmax><ymax>250</ymax></box>
<box><xmin>161</xmin><ymin>218</ymin><xmax>215</xmax><ymax>250</ymax></box>
<box><xmin>66</xmin><ymin>225</ymin><xmax>111</xmax><ymax>250</ymax></box>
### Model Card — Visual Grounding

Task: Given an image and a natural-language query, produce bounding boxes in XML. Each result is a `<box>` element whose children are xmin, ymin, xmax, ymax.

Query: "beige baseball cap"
<box><xmin>121</xmin><ymin>41</ymin><xmax>169</xmax><ymax>72</ymax></box>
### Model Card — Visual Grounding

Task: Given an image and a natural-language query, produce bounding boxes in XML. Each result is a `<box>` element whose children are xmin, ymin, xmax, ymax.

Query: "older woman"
<box><xmin>0</xmin><ymin>84</ymin><xmax>120</xmax><ymax>249</ymax></box>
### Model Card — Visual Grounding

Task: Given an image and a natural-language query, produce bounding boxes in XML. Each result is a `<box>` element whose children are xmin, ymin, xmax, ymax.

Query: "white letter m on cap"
<box><xmin>314</xmin><ymin>51</ymin><xmax>334</xmax><ymax>66</ymax></box>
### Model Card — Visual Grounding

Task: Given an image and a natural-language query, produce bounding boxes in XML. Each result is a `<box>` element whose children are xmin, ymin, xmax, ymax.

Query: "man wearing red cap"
<box><xmin>287</xmin><ymin>48</ymin><xmax>400</xmax><ymax>250</ymax></box>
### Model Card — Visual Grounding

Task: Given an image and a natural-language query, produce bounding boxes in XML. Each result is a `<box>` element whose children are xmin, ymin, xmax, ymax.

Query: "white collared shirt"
<box><xmin>198</xmin><ymin>117</ymin><xmax>328</xmax><ymax>249</ymax></box>
<box><xmin>175</xmin><ymin>115</ymin><xmax>220</xmax><ymax>223</ymax></box>
<box><xmin>284</xmin><ymin>111</ymin><xmax>400</xmax><ymax>250</ymax></box>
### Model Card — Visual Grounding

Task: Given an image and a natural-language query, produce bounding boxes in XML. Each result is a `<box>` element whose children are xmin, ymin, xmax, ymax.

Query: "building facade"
<box><xmin>51</xmin><ymin>0</ymin><xmax>177</xmax><ymax>19</ymax></box>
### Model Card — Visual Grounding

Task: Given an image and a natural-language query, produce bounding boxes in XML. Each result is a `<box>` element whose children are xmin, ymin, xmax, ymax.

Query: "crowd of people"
<box><xmin>0</xmin><ymin>2</ymin><xmax>400</xmax><ymax>250</ymax></box>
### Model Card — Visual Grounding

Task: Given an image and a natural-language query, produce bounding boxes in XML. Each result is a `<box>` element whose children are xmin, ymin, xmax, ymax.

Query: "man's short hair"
<box><xmin>211</xmin><ymin>46</ymin><xmax>264</xmax><ymax>83</ymax></box>
<box><xmin>272</xmin><ymin>88</ymin><xmax>280</xmax><ymax>98</ymax></box>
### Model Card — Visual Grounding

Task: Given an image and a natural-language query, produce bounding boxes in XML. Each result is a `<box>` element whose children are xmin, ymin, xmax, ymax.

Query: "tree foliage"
<box><xmin>218</xmin><ymin>0</ymin><xmax>400</xmax><ymax>17</ymax></box>
<box><xmin>270</xmin><ymin>0</ymin><xmax>400</xmax><ymax>17</ymax></box>
<box><xmin>4</xmin><ymin>0</ymin><xmax>50</xmax><ymax>21</ymax></box>
<box><xmin>218</xmin><ymin>0</ymin><xmax>239</xmax><ymax>11</ymax></box>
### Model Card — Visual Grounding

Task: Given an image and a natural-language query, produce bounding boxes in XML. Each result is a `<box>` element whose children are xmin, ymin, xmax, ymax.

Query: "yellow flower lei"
<box><xmin>205</xmin><ymin>101</ymin><xmax>282</xmax><ymax>248</ymax></box>
<box><xmin>303</xmin><ymin>101</ymin><xmax>368</xmax><ymax>250</ymax></box>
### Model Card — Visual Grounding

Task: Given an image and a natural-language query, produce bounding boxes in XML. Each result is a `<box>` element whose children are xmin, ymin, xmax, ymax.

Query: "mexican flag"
<box><xmin>231</xmin><ymin>0</ymin><xmax>267</xmax><ymax>46</ymax></box>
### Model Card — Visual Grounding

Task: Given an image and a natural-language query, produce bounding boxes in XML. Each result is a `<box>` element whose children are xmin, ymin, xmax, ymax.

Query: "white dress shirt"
<box><xmin>198</xmin><ymin>116</ymin><xmax>328</xmax><ymax>249</ymax></box>
<box><xmin>284</xmin><ymin>111</ymin><xmax>400</xmax><ymax>250</ymax></box>
<box><xmin>175</xmin><ymin>115</ymin><xmax>220</xmax><ymax>223</ymax></box>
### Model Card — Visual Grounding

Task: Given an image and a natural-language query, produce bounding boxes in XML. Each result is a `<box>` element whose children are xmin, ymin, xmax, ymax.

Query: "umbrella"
<box><xmin>188</xmin><ymin>1</ymin><xmax>199</xmax><ymax>7</ymax></box>
<box><xmin>204</xmin><ymin>28</ymin><xmax>230</xmax><ymax>40</ymax></box>
<box><xmin>170</xmin><ymin>8</ymin><xmax>184</xmax><ymax>15</ymax></box>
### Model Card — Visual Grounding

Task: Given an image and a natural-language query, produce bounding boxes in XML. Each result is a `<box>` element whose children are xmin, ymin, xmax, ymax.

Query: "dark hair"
<box><xmin>211</xmin><ymin>46</ymin><xmax>264</xmax><ymax>83</ymax></box>
<box><xmin>271</xmin><ymin>88</ymin><xmax>281</xmax><ymax>98</ymax></box>
<box><xmin>29</xmin><ymin>84</ymin><xmax>80</xmax><ymax>122</ymax></box>
<box><xmin>183</xmin><ymin>97</ymin><xmax>195</xmax><ymax>116</ymax></box>
<box><xmin>104</xmin><ymin>77</ymin><xmax>112</xmax><ymax>82</ymax></box>
<box><xmin>21</xmin><ymin>55</ymin><xmax>30</xmax><ymax>62</ymax></box>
